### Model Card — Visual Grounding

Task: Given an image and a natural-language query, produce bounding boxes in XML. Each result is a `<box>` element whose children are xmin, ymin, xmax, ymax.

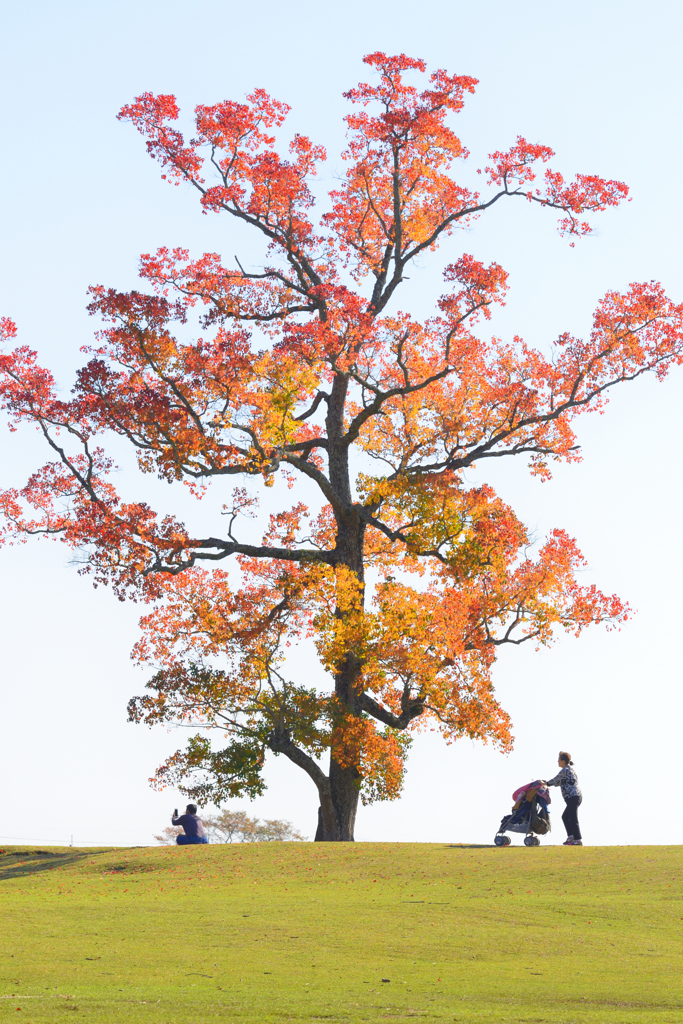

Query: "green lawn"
<box><xmin>1</xmin><ymin>841</ymin><xmax>681</xmax><ymax>1022</ymax></box>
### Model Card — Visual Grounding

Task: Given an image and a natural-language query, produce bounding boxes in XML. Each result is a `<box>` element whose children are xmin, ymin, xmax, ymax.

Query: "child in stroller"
<box><xmin>494</xmin><ymin>781</ymin><xmax>551</xmax><ymax>847</ymax></box>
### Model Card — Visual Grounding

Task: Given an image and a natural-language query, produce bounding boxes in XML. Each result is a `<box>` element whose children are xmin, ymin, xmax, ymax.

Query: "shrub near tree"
<box><xmin>2</xmin><ymin>53</ymin><xmax>683</xmax><ymax>841</ymax></box>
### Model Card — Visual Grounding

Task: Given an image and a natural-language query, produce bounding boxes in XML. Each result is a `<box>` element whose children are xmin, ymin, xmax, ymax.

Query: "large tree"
<box><xmin>2</xmin><ymin>53</ymin><xmax>682</xmax><ymax>840</ymax></box>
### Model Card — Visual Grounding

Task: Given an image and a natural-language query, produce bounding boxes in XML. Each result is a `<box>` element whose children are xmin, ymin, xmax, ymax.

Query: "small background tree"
<box><xmin>154</xmin><ymin>809</ymin><xmax>305</xmax><ymax>844</ymax></box>
<box><xmin>155</xmin><ymin>826</ymin><xmax>184</xmax><ymax>846</ymax></box>
<box><xmin>2</xmin><ymin>53</ymin><xmax>683</xmax><ymax>840</ymax></box>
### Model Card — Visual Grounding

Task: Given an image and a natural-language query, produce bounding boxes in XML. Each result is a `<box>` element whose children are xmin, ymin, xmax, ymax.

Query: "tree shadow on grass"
<box><xmin>0</xmin><ymin>847</ymin><xmax>114</xmax><ymax>881</ymax></box>
<box><xmin>444</xmin><ymin>844</ymin><xmax>496</xmax><ymax>849</ymax></box>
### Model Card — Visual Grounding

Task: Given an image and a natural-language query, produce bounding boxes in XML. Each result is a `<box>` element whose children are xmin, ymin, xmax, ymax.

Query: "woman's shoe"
<box><xmin>562</xmin><ymin>836</ymin><xmax>574</xmax><ymax>845</ymax></box>
<box><xmin>570</xmin><ymin>840</ymin><xmax>583</xmax><ymax>845</ymax></box>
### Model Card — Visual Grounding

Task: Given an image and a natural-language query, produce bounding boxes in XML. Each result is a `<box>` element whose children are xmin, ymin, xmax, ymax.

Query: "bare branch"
<box><xmin>360</xmin><ymin>692</ymin><xmax>424</xmax><ymax>730</ymax></box>
<box><xmin>267</xmin><ymin>726</ymin><xmax>330</xmax><ymax>794</ymax></box>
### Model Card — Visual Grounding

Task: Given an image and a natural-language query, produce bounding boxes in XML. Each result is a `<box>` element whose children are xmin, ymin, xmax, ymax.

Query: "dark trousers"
<box><xmin>176</xmin><ymin>835</ymin><xmax>209</xmax><ymax>845</ymax></box>
<box><xmin>561</xmin><ymin>796</ymin><xmax>582</xmax><ymax>841</ymax></box>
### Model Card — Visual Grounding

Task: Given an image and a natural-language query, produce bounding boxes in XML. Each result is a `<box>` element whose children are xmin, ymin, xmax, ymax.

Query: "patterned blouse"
<box><xmin>545</xmin><ymin>765</ymin><xmax>582</xmax><ymax>801</ymax></box>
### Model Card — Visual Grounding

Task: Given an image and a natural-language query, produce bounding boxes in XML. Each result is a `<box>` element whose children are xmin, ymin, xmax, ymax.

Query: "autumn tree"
<box><xmin>2</xmin><ymin>53</ymin><xmax>683</xmax><ymax>841</ymax></box>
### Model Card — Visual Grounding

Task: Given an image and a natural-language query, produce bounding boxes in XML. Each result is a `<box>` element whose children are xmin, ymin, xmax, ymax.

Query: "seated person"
<box><xmin>172</xmin><ymin>804</ymin><xmax>209</xmax><ymax>845</ymax></box>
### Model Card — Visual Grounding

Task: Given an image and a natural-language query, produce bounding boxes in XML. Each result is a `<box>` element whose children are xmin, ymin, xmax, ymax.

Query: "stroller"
<box><xmin>494</xmin><ymin>781</ymin><xmax>551</xmax><ymax>847</ymax></box>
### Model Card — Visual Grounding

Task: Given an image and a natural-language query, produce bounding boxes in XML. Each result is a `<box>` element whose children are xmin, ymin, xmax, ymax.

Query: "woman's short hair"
<box><xmin>558</xmin><ymin>751</ymin><xmax>574</xmax><ymax>765</ymax></box>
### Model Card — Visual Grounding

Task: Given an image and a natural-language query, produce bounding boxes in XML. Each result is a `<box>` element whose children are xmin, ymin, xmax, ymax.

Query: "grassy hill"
<box><xmin>0</xmin><ymin>842</ymin><xmax>681</xmax><ymax>1022</ymax></box>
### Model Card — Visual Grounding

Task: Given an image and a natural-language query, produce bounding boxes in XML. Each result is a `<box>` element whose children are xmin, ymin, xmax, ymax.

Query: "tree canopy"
<box><xmin>2</xmin><ymin>53</ymin><xmax>682</xmax><ymax>840</ymax></box>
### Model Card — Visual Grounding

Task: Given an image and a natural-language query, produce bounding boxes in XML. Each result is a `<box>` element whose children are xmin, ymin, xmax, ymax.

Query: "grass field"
<box><xmin>1</xmin><ymin>841</ymin><xmax>681</xmax><ymax>1023</ymax></box>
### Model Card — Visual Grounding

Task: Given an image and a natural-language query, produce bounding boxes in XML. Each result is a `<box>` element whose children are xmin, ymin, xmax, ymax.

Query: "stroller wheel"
<box><xmin>494</xmin><ymin>834</ymin><xmax>506</xmax><ymax>846</ymax></box>
<box><xmin>524</xmin><ymin>835</ymin><xmax>540</xmax><ymax>847</ymax></box>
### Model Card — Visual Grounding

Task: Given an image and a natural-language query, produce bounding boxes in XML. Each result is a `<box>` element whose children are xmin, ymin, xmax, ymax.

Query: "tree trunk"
<box><xmin>315</xmin><ymin>759</ymin><xmax>360</xmax><ymax>841</ymax></box>
<box><xmin>314</xmin><ymin>603</ymin><xmax>364</xmax><ymax>841</ymax></box>
<box><xmin>313</xmin><ymin>376</ymin><xmax>365</xmax><ymax>842</ymax></box>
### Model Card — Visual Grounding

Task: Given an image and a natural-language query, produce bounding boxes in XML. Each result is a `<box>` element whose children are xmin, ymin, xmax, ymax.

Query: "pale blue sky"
<box><xmin>1</xmin><ymin>0</ymin><xmax>682</xmax><ymax>846</ymax></box>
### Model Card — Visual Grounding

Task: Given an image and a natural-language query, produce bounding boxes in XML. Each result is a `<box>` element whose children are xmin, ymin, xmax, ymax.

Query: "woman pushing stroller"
<box><xmin>543</xmin><ymin>751</ymin><xmax>582</xmax><ymax>846</ymax></box>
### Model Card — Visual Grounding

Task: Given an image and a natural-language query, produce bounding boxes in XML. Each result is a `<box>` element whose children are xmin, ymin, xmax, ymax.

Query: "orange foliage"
<box><xmin>2</xmin><ymin>55</ymin><xmax>682</xmax><ymax>838</ymax></box>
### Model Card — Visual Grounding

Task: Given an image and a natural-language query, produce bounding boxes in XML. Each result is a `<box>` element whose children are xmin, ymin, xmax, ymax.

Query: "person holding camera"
<box><xmin>171</xmin><ymin>803</ymin><xmax>209</xmax><ymax>845</ymax></box>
